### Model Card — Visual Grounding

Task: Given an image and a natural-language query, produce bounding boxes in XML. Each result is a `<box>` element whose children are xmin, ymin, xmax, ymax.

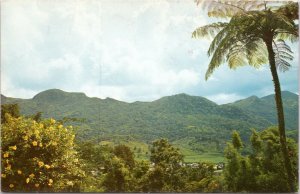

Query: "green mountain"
<box><xmin>1</xmin><ymin>89</ymin><xmax>298</xmax><ymax>160</ymax></box>
<box><xmin>229</xmin><ymin>91</ymin><xmax>298</xmax><ymax>129</ymax></box>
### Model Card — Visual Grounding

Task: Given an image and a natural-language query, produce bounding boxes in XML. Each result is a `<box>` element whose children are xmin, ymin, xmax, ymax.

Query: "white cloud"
<box><xmin>1</xmin><ymin>0</ymin><xmax>298</xmax><ymax>102</ymax></box>
<box><xmin>205</xmin><ymin>93</ymin><xmax>245</xmax><ymax>105</ymax></box>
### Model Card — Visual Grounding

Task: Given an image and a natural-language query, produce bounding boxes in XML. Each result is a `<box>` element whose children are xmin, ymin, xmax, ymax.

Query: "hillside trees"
<box><xmin>1</xmin><ymin>104</ymin><xmax>20</xmax><ymax>124</ymax></box>
<box><xmin>146</xmin><ymin>138</ymin><xmax>185</xmax><ymax>192</ymax></box>
<box><xmin>224</xmin><ymin>128</ymin><xmax>298</xmax><ymax>192</ymax></box>
<box><xmin>192</xmin><ymin>1</ymin><xmax>298</xmax><ymax>191</ymax></box>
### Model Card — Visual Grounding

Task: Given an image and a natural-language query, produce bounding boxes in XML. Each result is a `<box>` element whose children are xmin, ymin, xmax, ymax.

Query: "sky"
<box><xmin>1</xmin><ymin>0</ymin><xmax>299</xmax><ymax>104</ymax></box>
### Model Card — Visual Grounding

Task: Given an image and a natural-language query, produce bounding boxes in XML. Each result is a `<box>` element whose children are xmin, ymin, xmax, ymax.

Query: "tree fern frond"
<box><xmin>228</xmin><ymin>51</ymin><xmax>248</xmax><ymax>69</ymax></box>
<box><xmin>245</xmin><ymin>40</ymin><xmax>268</xmax><ymax>68</ymax></box>
<box><xmin>192</xmin><ymin>22</ymin><xmax>228</xmax><ymax>39</ymax></box>
<box><xmin>273</xmin><ymin>40</ymin><xmax>293</xmax><ymax>72</ymax></box>
<box><xmin>275</xmin><ymin>1</ymin><xmax>298</xmax><ymax>20</ymax></box>
<box><xmin>276</xmin><ymin>32</ymin><xmax>298</xmax><ymax>42</ymax></box>
<box><xmin>195</xmin><ymin>0</ymin><xmax>266</xmax><ymax>18</ymax></box>
<box><xmin>207</xmin><ymin>25</ymin><xmax>231</xmax><ymax>56</ymax></box>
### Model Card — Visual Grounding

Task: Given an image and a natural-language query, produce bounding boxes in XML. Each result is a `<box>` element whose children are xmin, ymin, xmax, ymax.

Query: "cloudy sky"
<box><xmin>1</xmin><ymin>0</ymin><xmax>298</xmax><ymax>104</ymax></box>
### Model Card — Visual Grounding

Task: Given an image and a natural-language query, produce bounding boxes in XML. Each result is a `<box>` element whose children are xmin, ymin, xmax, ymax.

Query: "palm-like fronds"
<box><xmin>193</xmin><ymin>1</ymin><xmax>299</xmax><ymax>189</ymax></box>
<box><xmin>195</xmin><ymin>0</ymin><xmax>267</xmax><ymax>18</ymax></box>
<box><xmin>275</xmin><ymin>1</ymin><xmax>299</xmax><ymax>20</ymax></box>
<box><xmin>193</xmin><ymin>8</ymin><xmax>298</xmax><ymax>80</ymax></box>
<box><xmin>192</xmin><ymin>22</ymin><xmax>228</xmax><ymax>38</ymax></box>
<box><xmin>273</xmin><ymin>39</ymin><xmax>294</xmax><ymax>72</ymax></box>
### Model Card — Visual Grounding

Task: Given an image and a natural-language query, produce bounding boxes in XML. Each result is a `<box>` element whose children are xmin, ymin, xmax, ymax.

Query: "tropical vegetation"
<box><xmin>1</xmin><ymin>1</ymin><xmax>298</xmax><ymax>192</ymax></box>
<box><xmin>192</xmin><ymin>0</ymin><xmax>298</xmax><ymax>191</ymax></box>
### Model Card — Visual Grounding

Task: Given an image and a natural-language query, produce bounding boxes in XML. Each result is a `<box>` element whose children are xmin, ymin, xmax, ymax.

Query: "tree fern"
<box><xmin>192</xmin><ymin>1</ymin><xmax>299</xmax><ymax>191</ymax></box>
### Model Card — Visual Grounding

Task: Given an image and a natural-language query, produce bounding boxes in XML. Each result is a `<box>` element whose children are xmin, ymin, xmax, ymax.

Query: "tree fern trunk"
<box><xmin>264</xmin><ymin>38</ymin><xmax>295</xmax><ymax>192</ymax></box>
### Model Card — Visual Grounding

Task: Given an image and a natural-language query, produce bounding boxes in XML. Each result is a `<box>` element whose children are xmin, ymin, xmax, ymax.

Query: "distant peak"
<box><xmin>281</xmin><ymin>91</ymin><xmax>298</xmax><ymax>96</ymax></box>
<box><xmin>261</xmin><ymin>90</ymin><xmax>298</xmax><ymax>100</ymax></box>
<box><xmin>35</xmin><ymin>88</ymin><xmax>65</xmax><ymax>95</ymax></box>
<box><xmin>171</xmin><ymin>93</ymin><xmax>190</xmax><ymax>97</ymax></box>
<box><xmin>104</xmin><ymin>97</ymin><xmax>128</xmax><ymax>104</ymax></box>
<box><xmin>247</xmin><ymin>95</ymin><xmax>259</xmax><ymax>100</ymax></box>
<box><xmin>33</xmin><ymin>89</ymin><xmax>87</xmax><ymax>102</ymax></box>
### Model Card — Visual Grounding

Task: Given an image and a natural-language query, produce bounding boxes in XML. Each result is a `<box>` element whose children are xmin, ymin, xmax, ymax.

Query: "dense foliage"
<box><xmin>1</xmin><ymin>114</ymin><xmax>84</xmax><ymax>192</ymax></box>
<box><xmin>1</xmin><ymin>89</ymin><xmax>298</xmax><ymax>157</ymax></box>
<box><xmin>224</xmin><ymin>128</ymin><xmax>298</xmax><ymax>192</ymax></box>
<box><xmin>1</xmin><ymin>104</ymin><xmax>298</xmax><ymax>192</ymax></box>
<box><xmin>192</xmin><ymin>0</ymin><xmax>298</xmax><ymax>191</ymax></box>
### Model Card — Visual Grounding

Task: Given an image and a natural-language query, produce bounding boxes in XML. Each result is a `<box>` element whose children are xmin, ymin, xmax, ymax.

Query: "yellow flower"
<box><xmin>35</xmin><ymin>183</ymin><xmax>39</xmax><ymax>188</ymax></box>
<box><xmin>26</xmin><ymin>178</ymin><xmax>30</xmax><ymax>183</ymax></box>
<box><xmin>17</xmin><ymin>170</ymin><xmax>22</xmax><ymax>175</ymax></box>
<box><xmin>39</xmin><ymin>123</ymin><xmax>44</xmax><ymax>128</ymax></box>
<box><xmin>67</xmin><ymin>181</ymin><xmax>74</xmax><ymax>186</ymax></box>
<box><xmin>6</xmin><ymin>164</ymin><xmax>11</xmax><ymax>170</ymax></box>
<box><xmin>58</xmin><ymin>124</ymin><xmax>63</xmax><ymax>129</ymax></box>
<box><xmin>32</xmin><ymin>141</ymin><xmax>38</xmax><ymax>146</ymax></box>
<box><xmin>29</xmin><ymin>173</ymin><xmax>35</xmax><ymax>178</ymax></box>
<box><xmin>45</xmin><ymin>164</ymin><xmax>51</xmax><ymax>169</ymax></box>
<box><xmin>50</xmin><ymin>118</ymin><xmax>56</xmax><ymax>124</ymax></box>
<box><xmin>1</xmin><ymin>174</ymin><xmax>6</xmax><ymax>178</ymax></box>
<box><xmin>9</xmin><ymin>145</ymin><xmax>17</xmax><ymax>150</ymax></box>
<box><xmin>9</xmin><ymin>184</ymin><xmax>14</xmax><ymax>188</ymax></box>
<box><xmin>52</xmin><ymin>142</ymin><xmax>57</xmax><ymax>146</ymax></box>
<box><xmin>39</xmin><ymin>143</ymin><xmax>43</xmax><ymax>147</ymax></box>
<box><xmin>23</xmin><ymin>136</ymin><xmax>28</xmax><ymax>141</ymax></box>
<box><xmin>38</xmin><ymin>161</ymin><xmax>44</xmax><ymax>167</ymax></box>
<box><xmin>49</xmin><ymin>179</ymin><xmax>53</xmax><ymax>183</ymax></box>
<box><xmin>3</xmin><ymin>152</ymin><xmax>9</xmax><ymax>158</ymax></box>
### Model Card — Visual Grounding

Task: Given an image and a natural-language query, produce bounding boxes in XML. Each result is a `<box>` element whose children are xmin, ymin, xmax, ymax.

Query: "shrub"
<box><xmin>1</xmin><ymin>114</ymin><xmax>84</xmax><ymax>192</ymax></box>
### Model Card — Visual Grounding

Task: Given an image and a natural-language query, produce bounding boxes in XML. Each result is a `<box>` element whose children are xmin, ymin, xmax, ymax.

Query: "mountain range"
<box><xmin>1</xmin><ymin>89</ymin><xmax>298</xmax><ymax>158</ymax></box>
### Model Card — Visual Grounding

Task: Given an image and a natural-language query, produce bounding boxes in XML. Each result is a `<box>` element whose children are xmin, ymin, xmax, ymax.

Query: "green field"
<box><xmin>184</xmin><ymin>153</ymin><xmax>224</xmax><ymax>163</ymax></box>
<box><xmin>100</xmin><ymin>140</ymin><xmax>224</xmax><ymax>163</ymax></box>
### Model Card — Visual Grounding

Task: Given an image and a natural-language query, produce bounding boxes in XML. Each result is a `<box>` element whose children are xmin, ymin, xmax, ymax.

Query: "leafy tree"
<box><xmin>32</xmin><ymin>112</ymin><xmax>42</xmax><ymax>122</ymax></box>
<box><xmin>1</xmin><ymin>104</ymin><xmax>20</xmax><ymax>123</ymax></box>
<box><xmin>113</xmin><ymin>144</ymin><xmax>135</xmax><ymax>169</ymax></box>
<box><xmin>75</xmin><ymin>142</ymin><xmax>114</xmax><ymax>192</ymax></box>
<box><xmin>192</xmin><ymin>1</ymin><xmax>298</xmax><ymax>190</ymax></box>
<box><xmin>1</xmin><ymin>114</ymin><xmax>84</xmax><ymax>192</ymax></box>
<box><xmin>145</xmin><ymin>139</ymin><xmax>185</xmax><ymax>192</ymax></box>
<box><xmin>132</xmin><ymin>160</ymin><xmax>150</xmax><ymax>191</ymax></box>
<box><xmin>102</xmin><ymin>156</ymin><xmax>134</xmax><ymax>192</ymax></box>
<box><xmin>183</xmin><ymin>162</ymin><xmax>223</xmax><ymax>192</ymax></box>
<box><xmin>224</xmin><ymin>127</ymin><xmax>298</xmax><ymax>192</ymax></box>
<box><xmin>232</xmin><ymin>130</ymin><xmax>243</xmax><ymax>150</ymax></box>
<box><xmin>224</xmin><ymin>142</ymin><xmax>242</xmax><ymax>191</ymax></box>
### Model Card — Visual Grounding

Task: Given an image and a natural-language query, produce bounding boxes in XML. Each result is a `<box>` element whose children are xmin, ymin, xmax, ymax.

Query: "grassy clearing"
<box><xmin>99</xmin><ymin>140</ymin><xmax>224</xmax><ymax>163</ymax></box>
<box><xmin>178</xmin><ymin>146</ymin><xmax>224</xmax><ymax>163</ymax></box>
<box><xmin>184</xmin><ymin>153</ymin><xmax>224</xmax><ymax>163</ymax></box>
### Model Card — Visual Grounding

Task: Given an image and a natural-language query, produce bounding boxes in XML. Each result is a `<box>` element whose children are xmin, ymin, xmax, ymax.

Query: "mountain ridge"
<box><xmin>1</xmin><ymin>89</ymin><xmax>298</xmax><ymax>155</ymax></box>
<box><xmin>2</xmin><ymin>88</ymin><xmax>298</xmax><ymax>104</ymax></box>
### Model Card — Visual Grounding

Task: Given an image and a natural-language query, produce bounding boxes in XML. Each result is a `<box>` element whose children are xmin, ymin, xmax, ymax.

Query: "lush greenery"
<box><xmin>1</xmin><ymin>89</ymin><xmax>298</xmax><ymax>162</ymax></box>
<box><xmin>192</xmin><ymin>0</ymin><xmax>298</xmax><ymax>190</ymax></box>
<box><xmin>224</xmin><ymin>128</ymin><xmax>298</xmax><ymax>192</ymax></box>
<box><xmin>1</xmin><ymin>104</ymin><xmax>298</xmax><ymax>192</ymax></box>
<box><xmin>1</xmin><ymin>111</ymin><xmax>84</xmax><ymax>192</ymax></box>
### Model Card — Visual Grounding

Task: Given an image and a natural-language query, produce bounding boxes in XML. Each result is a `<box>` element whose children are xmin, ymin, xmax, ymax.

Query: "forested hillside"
<box><xmin>1</xmin><ymin>89</ymin><xmax>298</xmax><ymax>158</ymax></box>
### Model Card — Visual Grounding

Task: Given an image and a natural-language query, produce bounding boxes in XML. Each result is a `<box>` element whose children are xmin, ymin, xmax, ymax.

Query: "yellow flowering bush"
<box><xmin>1</xmin><ymin>114</ymin><xmax>84</xmax><ymax>192</ymax></box>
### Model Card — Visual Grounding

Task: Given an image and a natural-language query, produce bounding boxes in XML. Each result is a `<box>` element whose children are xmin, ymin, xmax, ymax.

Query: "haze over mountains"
<box><xmin>1</xmin><ymin>89</ymin><xmax>298</xmax><ymax>155</ymax></box>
